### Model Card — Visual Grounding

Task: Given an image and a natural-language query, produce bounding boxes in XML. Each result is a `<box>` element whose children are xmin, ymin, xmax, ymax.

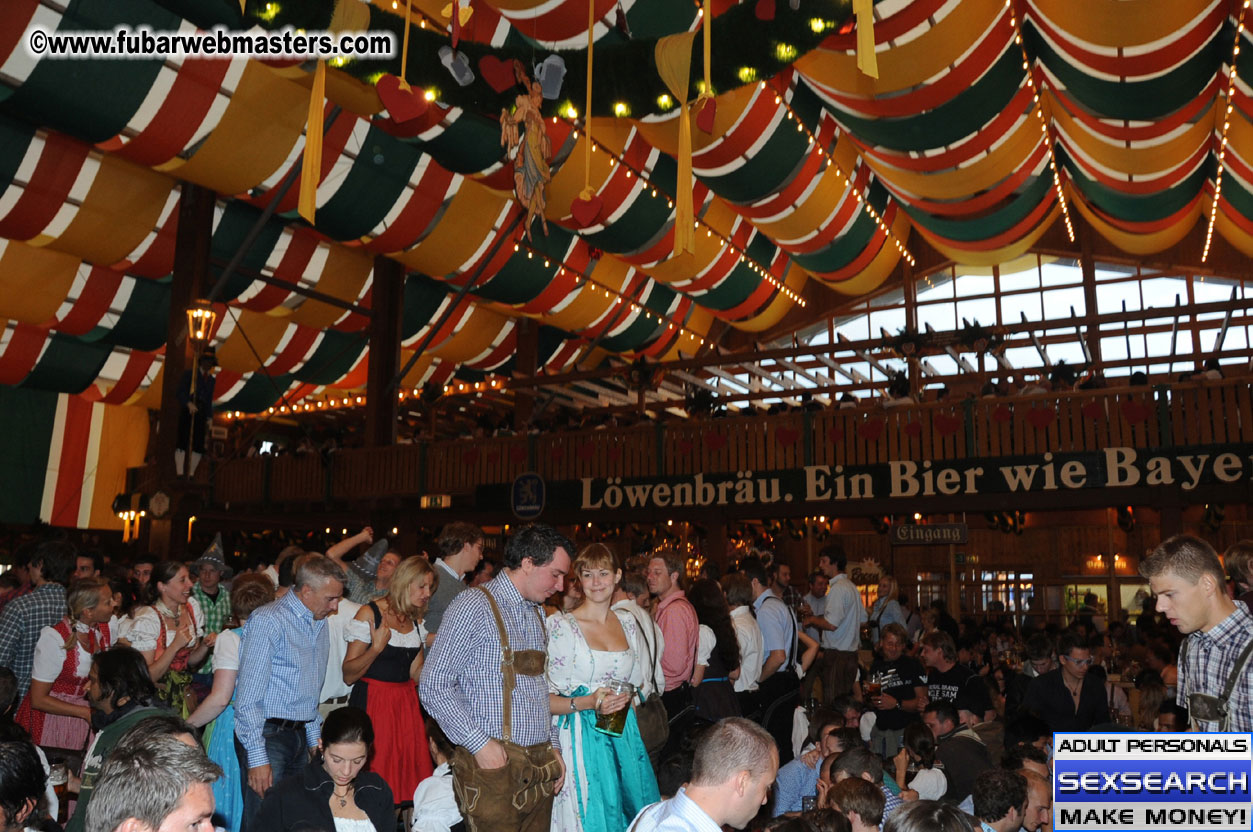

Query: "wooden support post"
<box><xmin>515</xmin><ymin>318</ymin><xmax>539</xmax><ymax>429</ymax></box>
<box><xmin>365</xmin><ymin>256</ymin><xmax>404</xmax><ymax>447</ymax></box>
<box><xmin>150</xmin><ymin>184</ymin><xmax>215</xmax><ymax>560</ymax></box>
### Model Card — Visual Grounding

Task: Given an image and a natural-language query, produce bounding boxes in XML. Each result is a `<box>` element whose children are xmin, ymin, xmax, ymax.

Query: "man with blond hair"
<box><xmin>628</xmin><ymin>718</ymin><xmax>779</xmax><ymax>831</ymax></box>
<box><xmin>1142</xmin><ymin>534</ymin><xmax>1253</xmax><ymax>731</ymax></box>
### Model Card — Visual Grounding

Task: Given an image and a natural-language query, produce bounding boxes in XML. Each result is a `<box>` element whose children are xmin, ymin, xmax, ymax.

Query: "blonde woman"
<box><xmin>867</xmin><ymin>575</ymin><xmax>905</xmax><ymax>645</ymax></box>
<box><xmin>343</xmin><ymin>556</ymin><xmax>437</xmax><ymax>804</ymax></box>
<box><xmin>15</xmin><ymin>577</ymin><xmax>115</xmax><ymax>749</ymax></box>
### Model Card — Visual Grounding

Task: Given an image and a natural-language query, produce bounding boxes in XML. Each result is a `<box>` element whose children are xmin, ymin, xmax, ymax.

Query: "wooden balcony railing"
<box><xmin>190</xmin><ymin>377</ymin><xmax>1251</xmax><ymax>508</ymax></box>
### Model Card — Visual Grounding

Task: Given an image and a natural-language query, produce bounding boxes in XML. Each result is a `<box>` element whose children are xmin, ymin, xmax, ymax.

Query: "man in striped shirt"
<box><xmin>234</xmin><ymin>554</ymin><xmax>345</xmax><ymax>832</ymax></box>
<box><xmin>421</xmin><ymin>524</ymin><xmax>572</xmax><ymax>832</ymax></box>
<box><xmin>1143</xmin><ymin>534</ymin><xmax>1253</xmax><ymax>732</ymax></box>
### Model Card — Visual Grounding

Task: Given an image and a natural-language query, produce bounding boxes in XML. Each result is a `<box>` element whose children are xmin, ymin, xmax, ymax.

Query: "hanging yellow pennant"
<box><xmin>298</xmin><ymin>59</ymin><xmax>326</xmax><ymax>224</ymax></box>
<box><xmin>655</xmin><ymin>31</ymin><xmax>698</xmax><ymax>255</ymax></box>
<box><xmin>581</xmin><ymin>0</ymin><xmax>595</xmax><ymax>200</ymax></box>
<box><xmin>853</xmin><ymin>0</ymin><xmax>879</xmax><ymax>79</ymax></box>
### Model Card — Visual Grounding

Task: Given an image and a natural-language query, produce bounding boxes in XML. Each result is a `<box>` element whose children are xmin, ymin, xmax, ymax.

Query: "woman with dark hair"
<box><xmin>186</xmin><ymin>574</ymin><xmax>276</xmax><ymax>832</ymax></box>
<box><xmin>255</xmin><ymin>707</ymin><xmax>394</xmax><ymax>832</ymax></box>
<box><xmin>883</xmin><ymin>800</ymin><xmax>974</xmax><ymax>832</ymax></box>
<box><xmin>128</xmin><ymin>561</ymin><xmax>212</xmax><ymax>717</ymax></box>
<box><xmin>343</xmin><ymin>557</ymin><xmax>436</xmax><ymax>806</ymax></box>
<box><xmin>686</xmin><ymin>578</ymin><xmax>742</xmax><ymax>723</ymax></box>
<box><xmin>66</xmin><ymin>646</ymin><xmax>165</xmax><ymax>832</ymax></box>
<box><xmin>0</xmin><ymin>740</ymin><xmax>46</xmax><ymax>832</ymax></box>
<box><xmin>891</xmin><ymin>723</ymin><xmax>946</xmax><ymax>801</ymax></box>
<box><xmin>15</xmin><ymin>577</ymin><xmax>115</xmax><ymax>750</ymax></box>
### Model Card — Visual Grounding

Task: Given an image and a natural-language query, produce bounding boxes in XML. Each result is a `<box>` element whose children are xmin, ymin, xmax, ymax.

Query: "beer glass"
<box><xmin>595</xmin><ymin>679</ymin><xmax>634</xmax><ymax>736</ymax></box>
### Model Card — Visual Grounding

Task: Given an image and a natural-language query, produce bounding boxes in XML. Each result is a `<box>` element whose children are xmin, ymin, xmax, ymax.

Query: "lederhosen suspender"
<box><xmin>478</xmin><ymin>588</ymin><xmax>546</xmax><ymax>743</ymax></box>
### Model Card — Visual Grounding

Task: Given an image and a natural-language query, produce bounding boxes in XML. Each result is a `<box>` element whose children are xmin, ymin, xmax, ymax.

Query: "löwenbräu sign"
<box><xmin>567</xmin><ymin>445</ymin><xmax>1253</xmax><ymax>510</ymax></box>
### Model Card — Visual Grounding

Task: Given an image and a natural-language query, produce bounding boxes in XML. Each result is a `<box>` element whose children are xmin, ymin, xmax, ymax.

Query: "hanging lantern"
<box><xmin>186</xmin><ymin>299</ymin><xmax>217</xmax><ymax>347</ymax></box>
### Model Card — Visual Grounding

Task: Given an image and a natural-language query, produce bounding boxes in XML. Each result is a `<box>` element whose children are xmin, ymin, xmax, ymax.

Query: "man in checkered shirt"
<box><xmin>1141</xmin><ymin>534</ymin><xmax>1253</xmax><ymax>732</ymax></box>
<box><xmin>0</xmin><ymin>540</ymin><xmax>76</xmax><ymax>701</ymax></box>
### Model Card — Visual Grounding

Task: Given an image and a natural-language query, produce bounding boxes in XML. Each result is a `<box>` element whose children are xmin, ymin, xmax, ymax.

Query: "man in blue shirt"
<box><xmin>234</xmin><ymin>554</ymin><xmax>345</xmax><ymax>832</ymax></box>
<box><xmin>771</xmin><ymin>716</ymin><xmax>843</xmax><ymax>815</ymax></box>
<box><xmin>629</xmin><ymin>718</ymin><xmax>778</xmax><ymax>832</ymax></box>
<box><xmin>971</xmin><ymin>769</ymin><xmax>1027</xmax><ymax>832</ymax></box>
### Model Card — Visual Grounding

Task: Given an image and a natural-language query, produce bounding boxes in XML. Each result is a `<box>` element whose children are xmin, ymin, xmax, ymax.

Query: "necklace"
<box><xmin>155</xmin><ymin>600</ymin><xmax>180</xmax><ymax>622</ymax></box>
<box><xmin>333</xmin><ymin>784</ymin><xmax>353</xmax><ymax>809</ymax></box>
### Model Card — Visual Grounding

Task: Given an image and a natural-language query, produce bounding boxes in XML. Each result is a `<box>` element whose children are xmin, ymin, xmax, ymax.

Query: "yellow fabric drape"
<box><xmin>1070</xmin><ymin>189</ymin><xmax>1200</xmax><ymax>255</ymax></box>
<box><xmin>581</xmin><ymin>0</ymin><xmax>596</xmax><ymax>200</ymax></box>
<box><xmin>288</xmin><ymin>245</ymin><xmax>372</xmax><ymax>329</ymax></box>
<box><xmin>922</xmin><ymin>207</ymin><xmax>1060</xmax><ymax>266</ymax></box>
<box><xmin>0</xmin><ymin>242</ymin><xmax>80</xmax><ymax>324</ymax></box>
<box><xmin>216</xmin><ymin>310</ymin><xmax>291</xmax><ymax>373</ymax></box>
<box><xmin>299</xmin><ymin>60</ymin><xmax>327</xmax><ymax>224</ymax></box>
<box><xmin>1032</xmin><ymin>0</ymin><xmax>1211</xmax><ymax>49</ymax></box>
<box><xmin>655</xmin><ymin>31</ymin><xmax>698</xmax><ymax>255</ymax></box>
<box><xmin>853</xmin><ymin>0</ymin><xmax>878</xmax><ymax>79</ymax></box>
<box><xmin>87</xmin><ymin>403</ymin><xmax>149</xmax><ymax>530</ymax></box>
<box><xmin>734</xmin><ymin>261</ymin><xmax>812</xmax><ymax>331</ymax></box>
<box><xmin>156</xmin><ymin>62</ymin><xmax>307</xmax><ymax>194</ymax></box>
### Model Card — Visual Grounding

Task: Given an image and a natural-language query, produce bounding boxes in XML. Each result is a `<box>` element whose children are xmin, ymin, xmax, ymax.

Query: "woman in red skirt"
<box><xmin>343</xmin><ymin>556</ymin><xmax>435</xmax><ymax>806</ymax></box>
<box><xmin>16</xmin><ymin>577</ymin><xmax>114</xmax><ymax>750</ymax></box>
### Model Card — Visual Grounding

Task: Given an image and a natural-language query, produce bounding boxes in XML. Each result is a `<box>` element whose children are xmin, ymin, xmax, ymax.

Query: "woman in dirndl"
<box><xmin>15</xmin><ymin>577</ymin><xmax>115</xmax><ymax>750</ymax></box>
<box><xmin>187</xmin><ymin>574</ymin><xmax>276</xmax><ymax>832</ymax></box>
<box><xmin>342</xmin><ymin>556</ymin><xmax>436</xmax><ymax>805</ymax></box>
<box><xmin>129</xmin><ymin>561</ymin><xmax>212</xmax><ymax>717</ymax></box>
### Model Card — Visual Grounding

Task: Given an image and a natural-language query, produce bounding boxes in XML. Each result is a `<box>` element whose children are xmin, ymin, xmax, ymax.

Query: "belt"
<box><xmin>266</xmin><ymin>717</ymin><xmax>311</xmax><ymax>730</ymax></box>
<box><xmin>323</xmin><ymin>695</ymin><xmax>350</xmax><ymax>705</ymax></box>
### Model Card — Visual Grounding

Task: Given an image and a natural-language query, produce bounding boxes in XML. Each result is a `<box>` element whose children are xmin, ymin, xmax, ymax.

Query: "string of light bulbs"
<box><xmin>1202</xmin><ymin>0</ymin><xmax>1250</xmax><ymax>263</ymax></box>
<box><xmin>1006</xmin><ymin>0</ymin><xmax>1075</xmax><ymax>243</ymax></box>
<box><xmin>557</xmin><ymin>115</ymin><xmax>807</xmax><ymax>307</ymax></box>
<box><xmin>766</xmin><ymin>80</ymin><xmax>917</xmax><ymax>267</ymax></box>
<box><xmin>511</xmin><ymin>239</ymin><xmax>711</xmax><ymax>347</ymax></box>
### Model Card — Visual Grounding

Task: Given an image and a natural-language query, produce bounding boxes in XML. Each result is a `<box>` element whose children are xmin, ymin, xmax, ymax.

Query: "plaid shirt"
<box><xmin>775</xmin><ymin>582</ymin><xmax>804</xmax><ymax>614</ymax></box>
<box><xmin>191</xmin><ymin>583</ymin><xmax>232</xmax><ymax>673</ymax></box>
<box><xmin>0</xmin><ymin>583</ymin><xmax>67</xmax><ymax>700</ymax></box>
<box><xmin>420</xmin><ymin>572</ymin><xmax>554</xmax><ymax>752</ymax></box>
<box><xmin>1177</xmin><ymin>601</ymin><xmax>1253</xmax><ymax>732</ymax></box>
<box><xmin>0</xmin><ymin>584</ymin><xmax>32</xmax><ymax>618</ymax></box>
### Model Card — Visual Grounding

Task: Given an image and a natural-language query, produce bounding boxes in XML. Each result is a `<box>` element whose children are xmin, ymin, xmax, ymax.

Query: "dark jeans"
<box><xmin>235</xmin><ymin>721</ymin><xmax>309</xmax><ymax>832</ymax></box>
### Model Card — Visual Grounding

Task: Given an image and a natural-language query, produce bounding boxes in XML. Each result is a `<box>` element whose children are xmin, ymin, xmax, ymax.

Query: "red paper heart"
<box><xmin>571</xmin><ymin>194</ymin><xmax>603</xmax><ymax>228</ymax></box>
<box><xmin>1027</xmin><ymin>406</ymin><xmax>1056</xmax><ymax>430</ymax></box>
<box><xmin>703</xmin><ymin>432</ymin><xmax>728</xmax><ymax>451</ymax></box>
<box><xmin>755</xmin><ymin>0</ymin><xmax>776</xmax><ymax>20</ymax></box>
<box><xmin>486</xmin><ymin>450</ymin><xmax>501</xmax><ymax>464</ymax></box>
<box><xmin>376</xmin><ymin>74</ymin><xmax>429</xmax><ymax>123</ymax></box>
<box><xmin>608</xmin><ymin>447</ymin><xmax>623</xmax><ymax>462</ymax></box>
<box><xmin>992</xmin><ymin>404</ymin><xmax>1013</xmax><ymax>423</ymax></box>
<box><xmin>903</xmin><ymin>421</ymin><xmax>922</xmax><ymax>437</ymax></box>
<box><xmin>479</xmin><ymin>55</ymin><xmax>517</xmax><ymax>93</ymax></box>
<box><xmin>1081</xmin><ymin>401</ymin><xmax>1105</xmax><ymax>420</ymax></box>
<box><xmin>461</xmin><ymin>449</ymin><xmax>480</xmax><ymax>465</ymax></box>
<box><xmin>1121</xmin><ymin>399</ymin><xmax>1150</xmax><ymax>424</ymax></box>
<box><xmin>935</xmin><ymin>414</ymin><xmax>962</xmax><ymax>436</ymax></box>
<box><xmin>858</xmin><ymin>419</ymin><xmax>886</xmax><ymax>442</ymax></box>
<box><xmin>577</xmin><ymin>441</ymin><xmax>596</xmax><ymax>461</ymax></box>
<box><xmin>550</xmin><ymin>447</ymin><xmax>565</xmax><ymax>461</ymax></box>
<box><xmin>696</xmin><ymin>97</ymin><xmax>716</xmax><ymax>134</ymax></box>
<box><xmin>509</xmin><ymin>446</ymin><xmax>527</xmax><ymax>464</ymax></box>
<box><xmin>677</xmin><ymin>439</ymin><xmax>694</xmax><ymax>454</ymax></box>
<box><xmin>776</xmin><ymin>426</ymin><xmax>799</xmax><ymax>446</ymax></box>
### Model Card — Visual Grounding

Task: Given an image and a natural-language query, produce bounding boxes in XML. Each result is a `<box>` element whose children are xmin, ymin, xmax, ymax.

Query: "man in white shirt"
<box><xmin>629</xmin><ymin>718</ymin><xmax>778</xmax><ymax>832</ymax></box>
<box><xmin>612</xmin><ymin>572</ymin><xmax>666</xmax><ymax>697</ymax></box>
<box><xmin>724</xmin><ymin>575</ymin><xmax>763</xmax><ymax>696</ymax></box>
<box><xmin>318</xmin><ymin>596</ymin><xmax>362</xmax><ymax>717</ymax></box>
<box><xmin>805</xmin><ymin>545</ymin><xmax>866</xmax><ymax>705</ymax></box>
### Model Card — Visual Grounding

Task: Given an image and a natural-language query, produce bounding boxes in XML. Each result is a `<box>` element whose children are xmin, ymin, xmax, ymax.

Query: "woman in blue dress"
<box><xmin>187</xmin><ymin>573</ymin><xmax>276</xmax><ymax>832</ymax></box>
<box><xmin>546</xmin><ymin>543</ymin><xmax>659</xmax><ymax>832</ymax></box>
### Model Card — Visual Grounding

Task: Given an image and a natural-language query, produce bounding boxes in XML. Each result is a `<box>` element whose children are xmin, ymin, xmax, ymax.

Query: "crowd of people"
<box><xmin>0</xmin><ymin>527</ymin><xmax>1249</xmax><ymax>832</ymax></box>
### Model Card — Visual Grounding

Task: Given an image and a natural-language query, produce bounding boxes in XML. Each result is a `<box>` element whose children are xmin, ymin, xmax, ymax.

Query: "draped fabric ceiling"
<box><xmin>0</xmin><ymin>0</ymin><xmax>1244</xmax><ymax>416</ymax></box>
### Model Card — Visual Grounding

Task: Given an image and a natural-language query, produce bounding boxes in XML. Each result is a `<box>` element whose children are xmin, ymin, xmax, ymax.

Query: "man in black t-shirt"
<box><xmin>919</xmin><ymin>631</ymin><xmax>995</xmax><ymax>722</ymax></box>
<box><xmin>866</xmin><ymin>622</ymin><xmax>925</xmax><ymax>756</ymax></box>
